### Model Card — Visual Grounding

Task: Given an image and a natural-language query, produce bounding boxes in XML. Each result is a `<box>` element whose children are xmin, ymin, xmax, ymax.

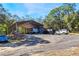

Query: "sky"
<box><xmin>2</xmin><ymin>3</ymin><xmax>79</xmax><ymax>19</ymax></box>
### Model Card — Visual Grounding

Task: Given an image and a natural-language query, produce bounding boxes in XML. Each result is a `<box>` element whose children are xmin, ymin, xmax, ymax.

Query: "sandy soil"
<box><xmin>0</xmin><ymin>35</ymin><xmax>79</xmax><ymax>56</ymax></box>
<box><xmin>32</xmin><ymin>47</ymin><xmax>79</xmax><ymax>56</ymax></box>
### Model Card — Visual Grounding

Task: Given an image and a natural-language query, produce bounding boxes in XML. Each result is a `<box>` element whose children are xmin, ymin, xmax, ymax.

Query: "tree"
<box><xmin>44</xmin><ymin>6</ymin><xmax>65</xmax><ymax>30</ymax></box>
<box><xmin>0</xmin><ymin>4</ymin><xmax>16</xmax><ymax>34</ymax></box>
<box><xmin>43</xmin><ymin>3</ymin><xmax>77</xmax><ymax>32</ymax></box>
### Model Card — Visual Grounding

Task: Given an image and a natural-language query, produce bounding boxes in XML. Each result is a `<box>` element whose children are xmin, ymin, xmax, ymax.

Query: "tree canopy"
<box><xmin>0</xmin><ymin>3</ymin><xmax>79</xmax><ymax>35</ymax></box>
<box><xmin>43</xmin><ymin>3</ymin><xmax>79</xmax><ymax>32</ymax></box>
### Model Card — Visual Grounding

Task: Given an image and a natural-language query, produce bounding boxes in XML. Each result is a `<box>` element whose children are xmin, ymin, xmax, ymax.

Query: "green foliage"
<box><xmin>0</xmin><ymin>24</ymin><xmax>7</xmax><ymax>35</ymax></box>
<box><xmin>0</xmin><ymin>3</ymin><xmax>79</xmax><ymax>35</ymax></box>
<box><xmin>0</xmin><ymin>4</ymin><xmax>16</xmax><ymax>35</ymax></box>
<box><xmin>43</xmin><ymin>3</ymin><xmax>79</xmax><ymax>32</ymax></box>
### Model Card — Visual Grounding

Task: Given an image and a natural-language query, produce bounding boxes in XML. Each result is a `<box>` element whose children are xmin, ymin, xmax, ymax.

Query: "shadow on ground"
<box><xmin>0</xmin><ymin>36</ymin><xmax>50</xmax><ymax>47</ymax></box>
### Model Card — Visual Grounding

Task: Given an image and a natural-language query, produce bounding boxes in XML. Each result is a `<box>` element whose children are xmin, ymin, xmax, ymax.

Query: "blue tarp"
<box><xmin>0</xmin><ymin>35</ymin><xmax>9</xmax><ymax>41</ymax></box>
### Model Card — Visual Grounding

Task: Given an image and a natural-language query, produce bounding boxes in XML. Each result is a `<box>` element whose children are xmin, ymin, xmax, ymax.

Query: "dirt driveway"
<box><xmin>0</xmin><ymin>35</ymin><xmax>79</xmax><ymax>56</ymax></box>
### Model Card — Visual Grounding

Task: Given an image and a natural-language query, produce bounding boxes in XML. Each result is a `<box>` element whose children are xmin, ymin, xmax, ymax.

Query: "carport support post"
<box><xmin>16</xmin><ymin>20</ymin><xmax>18</xmax><ymax>32</ymax></box>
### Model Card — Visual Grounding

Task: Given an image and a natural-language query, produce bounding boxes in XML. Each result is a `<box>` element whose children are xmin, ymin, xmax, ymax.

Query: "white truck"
<box><xmin>55</xmin><ymin>29</ymin><xmax>69</xmax><ymax>35</ymax></box>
